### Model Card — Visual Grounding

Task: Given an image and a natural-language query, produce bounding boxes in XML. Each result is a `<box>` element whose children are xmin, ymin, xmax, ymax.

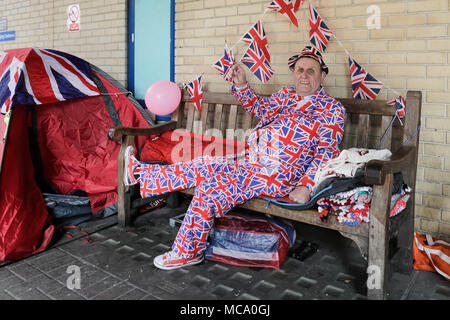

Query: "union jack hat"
<box><xmin>288</xmin><ymin>46</ymin><xmax>329</xmax><ymax>74</ymax></box>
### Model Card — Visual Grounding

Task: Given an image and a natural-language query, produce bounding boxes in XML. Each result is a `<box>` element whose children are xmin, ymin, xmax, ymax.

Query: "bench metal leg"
<box><xmin>367</xmin><ymin>173</ymin><xmax>393</xmax><ymax>300</ymax></box>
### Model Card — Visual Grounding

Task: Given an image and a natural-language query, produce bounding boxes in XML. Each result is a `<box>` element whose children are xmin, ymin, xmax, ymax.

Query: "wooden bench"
<box><xmin>108</xmin><ymin>89</ymin><xmax>422</xmax><ymax>300</ymax></box>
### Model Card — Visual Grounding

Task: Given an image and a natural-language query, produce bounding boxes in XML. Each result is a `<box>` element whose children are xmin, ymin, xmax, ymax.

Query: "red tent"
<box><xmin>0</xmin><ymin>48</ymin><xmax>153</xmax><ymax>261</ymax></box>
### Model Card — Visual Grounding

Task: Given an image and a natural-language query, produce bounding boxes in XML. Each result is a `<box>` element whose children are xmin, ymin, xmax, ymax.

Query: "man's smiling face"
<box><xmin>291</xmin><ymin>57</ymin><xmax>326</xmax><ymax>96</ymax></box>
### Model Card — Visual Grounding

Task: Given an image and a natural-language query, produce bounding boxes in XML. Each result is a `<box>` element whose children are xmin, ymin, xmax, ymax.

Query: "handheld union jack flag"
<box><xmin>387</xmin><ymin>96</ymin><xmax>406</xmax><ymax>118</ymax></box>
<box><xmin>268</xmin><ymin>0</ymin><xmax>298</xmax><ymax>27</ymax></box>
<box><xmin>241</xmin><ymin>20</ymin><xmax>270</xmax><ymax>62</ymax></box>
<box><xmin>308</xmin><ymin>2</ymin><xmax>333</xmax><ymax>52</ymax></box>
<box><xmin>348</xmin><ymin>56</ymin><xmax>383</xmax><ymax>100</ymax></box>
<box><xmin>0</xmin><ymin>48</ymin><xmax>100</xmax><ymax>115</ymax></box>
<box><xmin>184</xmin><ymin>75</ymin><xmax>203</xmax><ymax>112</ymax></box>
<box><xmin>213</xmin><ymin>44</ymin><xmax>234</xmax><ymax>83</ymax></box>
<box><xmin>240</xmin><ymin>41</ymin><xmax>274</xmax><ymax>84</ymax></box>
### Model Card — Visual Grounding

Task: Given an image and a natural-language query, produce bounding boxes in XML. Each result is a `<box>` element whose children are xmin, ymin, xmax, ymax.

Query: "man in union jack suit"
<box><xmin>124</xmin><ymin>46</ymin><xmax>346</xmax><ymax>270</ymax></box>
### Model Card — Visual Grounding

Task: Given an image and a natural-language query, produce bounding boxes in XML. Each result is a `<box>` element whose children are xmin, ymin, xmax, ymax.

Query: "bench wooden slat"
<box><xmin>242</xmin><ymin>111</ymin><xmax>253</xmax><ymax>133</ymax></box>
<box><xmin>338</xmin><ymin>98</ymin><xmax>395</xmax><ymax>116</ymax></box>
<box><xmin>251</xmin><ymin>115</ymin><xmax>259</xmax><ymax>128</ymax></box>
<box><xmin>379</xmin><ymin>115</ymin><xmax>393</xmax><ymax>150</ymax></box>
<box><xmin>192</xmin><ymin>105</ymin><xmax>202</xmax><ymax>134</ymax></box>
<box><xmin>171</xmin><ymin>104</ymin><xmax>183</xmax><ymax>128</ymax></box>
<box><xmin>171</xmin><ymin>105</ymin><xmax>180</xmax><ymax>123</ymax></box>
<box><xmin>357</xmin><ymin>114</ymin><xmax>370</xmax><ymax>148</ymax></box>
<box><xmin>226</xmin><ymin>104</ymin><xmax>238</xmax><ymax>140</ymax></box>
<box><xmin>200</xmin><ymin>103</ymin><xmax>209</xmax><ymax>134</ymax></box>
<box><xmin>185</xmin><ymin>103</ymin><xmax>195</xmax><ymax>133</ymax></box>
<box><xmin>341</xmin><ymin>115</ymin><xmax>353</xmax><ymax>149</ymax></box>
<box><xmin>213</xmin><ymin>103</ymin><xmax>224</xmax><ymax>137</ymax></box>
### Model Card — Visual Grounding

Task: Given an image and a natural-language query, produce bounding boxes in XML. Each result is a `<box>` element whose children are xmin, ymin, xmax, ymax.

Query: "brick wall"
<box><xmin>175</xmin><ymin>0</ymin><xmax>450</xmax><ymax>241</ymax></box>
<box><xmin>0</xmin><ymin>0</ymin><xmax>128</xmax><ymax>85</ymax></box>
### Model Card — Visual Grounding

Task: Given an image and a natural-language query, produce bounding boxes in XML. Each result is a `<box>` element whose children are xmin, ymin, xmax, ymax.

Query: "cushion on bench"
<box><xmin>140</xmin><ymin>129</ymin><xmax>247</xmax><ymax>164</ymax></box>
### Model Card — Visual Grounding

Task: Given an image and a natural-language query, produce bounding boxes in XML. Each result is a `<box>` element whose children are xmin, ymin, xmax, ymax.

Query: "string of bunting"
<box><xmin>182</xmin><ymin>0</ymin><xmax>405</xmax><ymax>125</ymax></box>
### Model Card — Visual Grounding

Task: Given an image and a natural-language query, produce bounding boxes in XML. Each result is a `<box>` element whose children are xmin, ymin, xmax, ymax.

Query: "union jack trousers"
<box><xmin>138</xmin><ymin>84</ymin><xmax>345</xmax><ymax>259</ymax></box>
<box><xmin>138</xmin><ymin>154</ymin><xmax>292</xmax><ymax>259</ymax></box>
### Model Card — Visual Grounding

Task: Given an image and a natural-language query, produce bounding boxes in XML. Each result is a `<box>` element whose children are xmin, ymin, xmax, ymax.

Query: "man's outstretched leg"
<box><xmin>124</xmin><ymin>145</ymin><xmax>231</xmax><ymax>196</ymax></box>
<box><xmin>153</xmin><ymin>173</ymin><xmax>259</xmax><ymax>270</ymax></box>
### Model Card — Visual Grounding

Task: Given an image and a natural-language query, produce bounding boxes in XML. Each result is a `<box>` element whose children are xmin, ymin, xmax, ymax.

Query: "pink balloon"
<box><xmin>145</xmin><ymin>81</ymin><xmax>181</xmax><ymax>116</ymax></box>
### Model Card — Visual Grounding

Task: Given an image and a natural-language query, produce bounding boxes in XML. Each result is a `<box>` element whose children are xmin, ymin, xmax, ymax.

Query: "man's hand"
<box><xmin>230</xmin><ymin>64</ymin><xmax>247</xmax><ymax>87</ymax></box>
<box><xmin>289</xmin><ymin>186</ymin><xmax>310</xmax><ymax>204</ymax></box>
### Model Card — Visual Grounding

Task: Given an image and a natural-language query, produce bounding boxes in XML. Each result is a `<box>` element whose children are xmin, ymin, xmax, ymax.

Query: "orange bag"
<box><xmin>413</xmin><ymin>232</ymin><xmax>450</xmax><ymax>281</ymax></box>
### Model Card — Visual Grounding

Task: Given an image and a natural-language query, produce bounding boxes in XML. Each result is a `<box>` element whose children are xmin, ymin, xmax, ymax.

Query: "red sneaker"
<box><xmin>124</xmin><ymin>146</ymin><xmax>140</xmax><ymax>186</ymax></box>
<box><xmin>153</xmin><ymin>251</ymin><xmax>204</xmax><ymax>270</ymax></box>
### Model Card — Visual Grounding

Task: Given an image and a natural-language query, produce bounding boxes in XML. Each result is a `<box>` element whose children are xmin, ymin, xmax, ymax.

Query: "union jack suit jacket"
<box><xmin>230</xmin><ymin>84</ymin><xmax>346</xmax><ymax>193</ymax></box>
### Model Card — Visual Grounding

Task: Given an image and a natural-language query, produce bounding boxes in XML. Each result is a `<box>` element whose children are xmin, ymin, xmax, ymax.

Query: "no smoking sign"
<box><xmin>67</xmin><ymin>4</ymin><xmax>80</xmax><ymax>32</ymax></box>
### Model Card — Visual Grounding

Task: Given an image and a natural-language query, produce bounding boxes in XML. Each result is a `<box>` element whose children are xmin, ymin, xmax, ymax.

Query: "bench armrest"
<box><xmin>364</xmin><ymin>145</ymin><xmax>416</xmax><ymax>185</ymax></box>
<box><xmin>108</xmin><ymin>120</ymin><xmax>177</xmax><ymax>141</ymax></box>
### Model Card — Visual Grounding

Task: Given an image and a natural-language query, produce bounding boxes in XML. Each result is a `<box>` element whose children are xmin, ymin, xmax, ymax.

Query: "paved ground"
<box><xmin>0</xmin><ymin>198</ymin><xmax>449</xmax><ymax>304</ymax></box>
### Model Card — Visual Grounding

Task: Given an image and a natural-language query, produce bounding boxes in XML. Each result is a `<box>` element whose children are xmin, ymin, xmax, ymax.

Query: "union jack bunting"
<box><xmin>240</xmin><ymin>41</ymin><xmax>274</xmax><ymax>83</ymax></box>
<box><xmin>348</xmin><ymin>56</ymin><xmax>383</xmax><ymax>100</ymax></box>
<box><xmin>0</xmin><ymin>48</ymin><xmax>100</xmax><ymax>115</ymax></box>
<box><xmin>213</xmin><ymin>44</ymin><xmax>234</xmax><ymax>83</ymax></box>
<box><xmin>241</xmin><ymin>20</ymin><xmax>270</xmax><ymax>62</ymax></box>
<box><xmin>267</xmin><ymin>0</ymin><xmax>298</xmax><ymax>27</ymax></box>
<box><xmin>184</xmin><ymin>75</ymin><xmax>203</xmax><ymax>112</ymax></box>
<box><xmin>308</xmin><ymin>2</ymin><xmax>333</xmax><ymax>52</ymax></box>
<box><xmin>387</xmin><ymin>96</ymin><xmax>406</xmax><ymax>118</ymax></box>
<box><xmin>293</xmin><ymin>0</ymin><xmax>303</xmax><ymax>12</ymax></box>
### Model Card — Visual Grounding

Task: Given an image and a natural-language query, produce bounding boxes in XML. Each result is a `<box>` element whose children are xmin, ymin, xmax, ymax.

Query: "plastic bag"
<box><xmin>205</xmin><ymin>211</ymin><xmax>296</xmax><ymax>270</ymax></box>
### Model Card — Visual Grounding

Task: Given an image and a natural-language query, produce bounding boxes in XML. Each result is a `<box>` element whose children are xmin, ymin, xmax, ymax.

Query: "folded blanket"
<box><xmin>317</xmin><ymin>186</ymin><xmax>372</xmax><ymax>226</ymax></box>
<box><xmin>312</xmin><ymin>148</ymin><xmax>392</xmax><ymax>195</ymax></box>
